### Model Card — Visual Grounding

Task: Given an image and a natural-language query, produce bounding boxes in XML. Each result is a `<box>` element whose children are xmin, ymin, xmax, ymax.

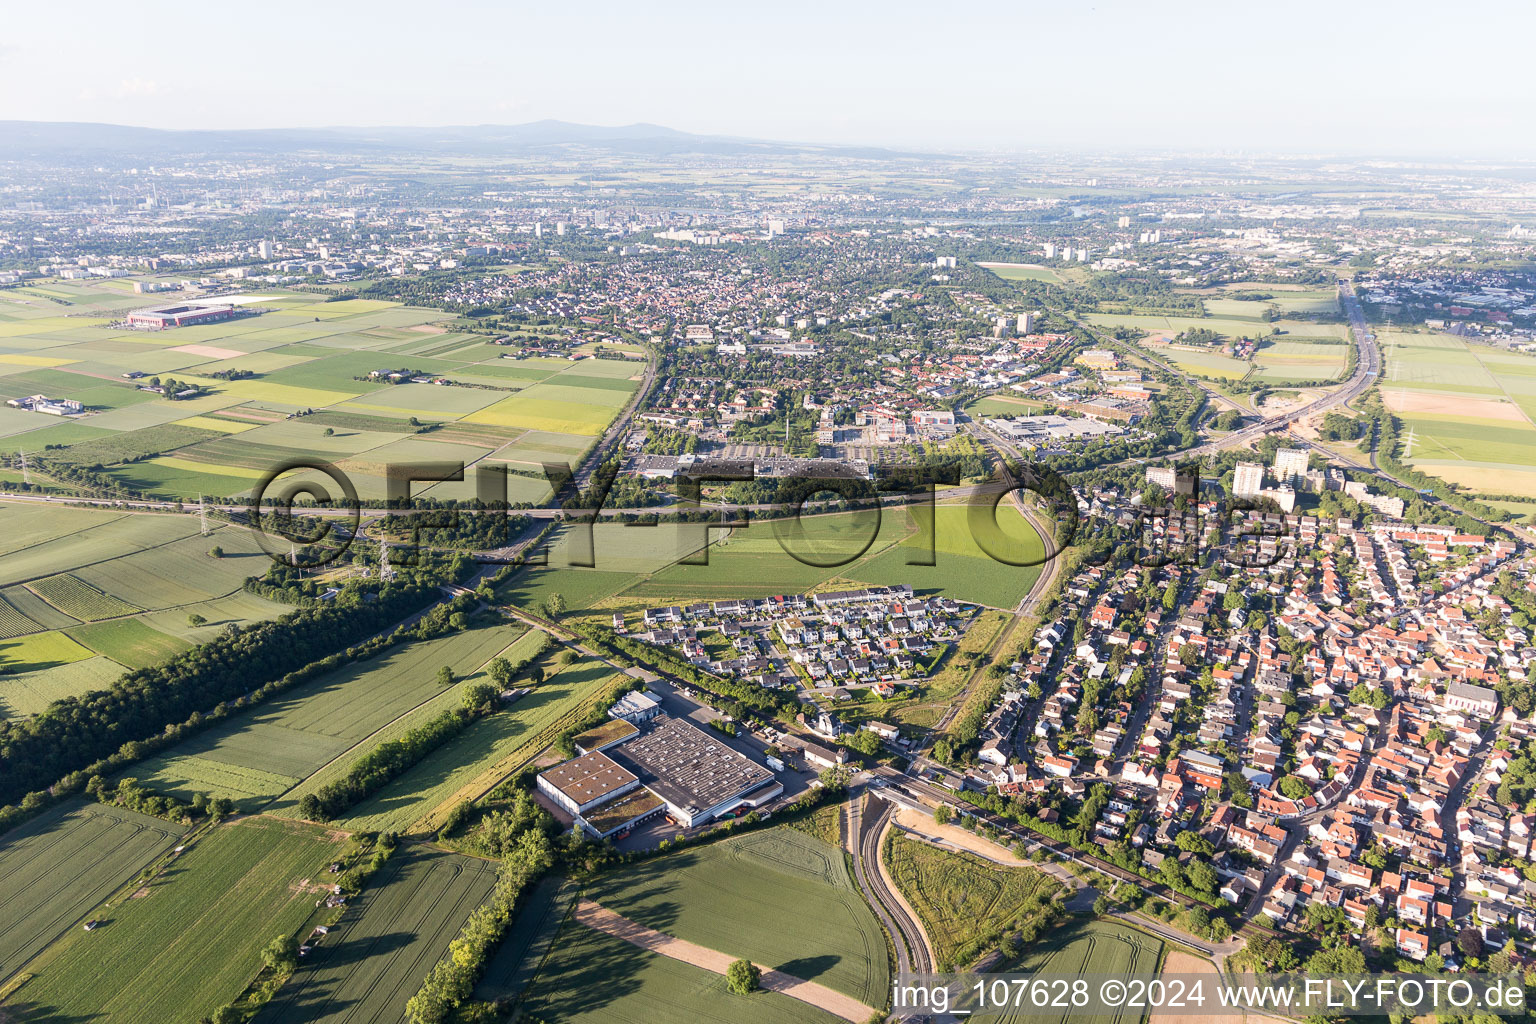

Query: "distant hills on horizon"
<box><xmin>0</xmin><ymin>118</ymin><xmax>914</xmax><ymax>161</ymax></box>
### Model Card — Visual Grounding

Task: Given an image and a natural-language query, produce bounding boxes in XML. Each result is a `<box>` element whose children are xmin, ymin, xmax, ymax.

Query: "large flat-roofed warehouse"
<box><xmin>536</xmin><ymin>751</ymin><xmax>640</xmax><ymax>816</ymax></box>
<box><xmin>609</xmin><ymin>715</ymin><xmax>782</xmax><ymax>827</ymax></box>
<box><xmin>125</xmin><ymin>302</ymin><xmax>238</xmax><ymax>329</ymax></box>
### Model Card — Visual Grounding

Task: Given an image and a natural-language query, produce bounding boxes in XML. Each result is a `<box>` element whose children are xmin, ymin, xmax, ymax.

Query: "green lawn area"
<box><xmin>581</xmin><ymin>827</ymin><xmax>890</xmax><ymax>1006</ymax></box>
<box><xmin>10</xmin><ymin>816</ymin><xmax>342</xmax><ymax>1024</ymax></box>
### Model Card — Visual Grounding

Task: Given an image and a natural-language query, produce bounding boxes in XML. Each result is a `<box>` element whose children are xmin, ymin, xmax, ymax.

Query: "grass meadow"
<box><xmin>9</xmin><ymin>817</ymin><xmax>342</xmax><ymax>1024</ymax></box>
<box><xmin>0</xmin><ymin>800</ymin><xmax>189</xmax><ymax>985</ymax></box>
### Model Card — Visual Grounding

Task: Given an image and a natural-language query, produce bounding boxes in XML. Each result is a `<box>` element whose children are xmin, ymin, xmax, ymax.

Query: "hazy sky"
<box><xmin>2</xmin><ymin>0</ymin><xmax>1531</xmax><ymax>155</ymax></box>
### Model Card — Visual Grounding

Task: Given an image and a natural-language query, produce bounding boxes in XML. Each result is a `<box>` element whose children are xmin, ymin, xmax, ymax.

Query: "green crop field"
<box><xmin>993</xmin><ymin>919</ymin><xmax>1165</xmax><ymax>1024</ymax></box>
<box><xmin>473</xmin><ymin>876</ymin><xmax>579</xmax><ymax>1003</ymax></box>
<box><xmin>0</xmin><ymin>593</ymin><xmax>42</xmax><ymax>639</ymax></box>
<box><xmin>581</xmin><ymin>827</ymin><xmax>890</xmax><ymax>1005</ymax></box>
<box><xmin>251</xmin><ymin>845</ymin><xmax>499</xmax><ymax>1024</ymax></box>
<box><xmin>1250</xmin><ymin>338</ymin><xmax>1349</xmax><ymax>383</ymax></box>
<box><xmin>521</xmin><ymin>916</ymin><xmax>843</xmax><ymax>1024</ymax></box>
<box><xmin>1153</xmin><ymin>347</ymin><xmax>1251</xmax><ymax>381</ymax></box>
<box><xmin>337</xmin><ymin>659</ymin><xmax>624</xmax><ymax>834</ymax></box>
<box><xmin>8</xmin><ymin>816</ymin><xmax>341</xmax><ymax>1024</ymax></box>
<box><xmin>513</xmin><ymin>503</ymin><xmax>1043</xmax><ymax>615</ymax></box>
<box><xmin>0</xmin><ymin>629</ymin><xmax>95</xmax><ymax>673</ymax></box>
<box><xmin>1378</xmin><ymin>331</ymin><xmax>1536</xmax><ymax>498</ymax></box>
<box><xmin>0</xmin><ymin>654</ymin><xmax>126</xmax><ymax>718</ymax></box>
<box><xmin>883</xmin><ymin>832</ymin><xmax>1062</xmax><ymax>970</ymax></box>
<box><xmin>63</xmin><ymin>620</ymin><xmax>190</xmax><ymax>669</ymax></box>
<box><xmin>125</xmin><ymin>624</ymin><xmax>528</xmax><ymax>810</ymax></box>
<box><xmin>849</xmin><ymin>502</ymin><xmax>1044</xmax><ymax>609</ymax></box>
<box><xmin>0</xmin><ymin>285</ymin><xmax>642</xmax><ymax>501</ymax></box>
<box><xmin>25</xmin><ymin>572</ymin><xmax>141</xmax><ymax>621</ymax></box>
<box><xmin>0</xmin><ymin>800</ymin><xmax>189</xmax><ymax>985</ymax></box>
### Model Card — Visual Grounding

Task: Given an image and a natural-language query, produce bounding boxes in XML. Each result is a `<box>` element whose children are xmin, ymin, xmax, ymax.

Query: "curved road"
<box><xmin>847</xmin><ymin>793</ymin><xmax>931</xmax><ymax>1021</ymax></box>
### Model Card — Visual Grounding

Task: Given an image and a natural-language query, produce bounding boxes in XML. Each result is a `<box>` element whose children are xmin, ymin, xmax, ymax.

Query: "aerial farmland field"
<box><xmin>304</xmin><ymin>657</ymin><xmax>621</xmax><ymax>835</ymax></box>
<box><xmin>250</xmin><ymin>845</ymin><xmax>499</xmax><ymax>1024</ymax></box>
<box><xmin>124</xmin><ymin>623</ymin><xmax>529</xmax><ymax>810</ymax></box>
<box><xmin>849</xmin><ymin>501</ymin><xmax>1044</xmax><ymax>609</ymax></box>
<box><xmin>993</xmin><ymin>918</ymin><xmax>1165</xmax><ymax>1024</ymax></box>
<box><xmin>578</xmin><ymin>827</ymin><xmax>891</xmax><ymax>1006</ymax></box>
<box><xmin>0</xmin><ymin>799</ymin><xmax>189</xmax><ymax>985</ymax></box>
<box><xmin>519</xmin><ymin>919</ymin><xmax>844</xmax><ymax>1024</ymax></box>
<box><xmin>0</xmin><ymin>502</ymin><xmax>291</xmax><ymax>715</ymax></box>
<box><xmin>1378</xmin><ymin>330</ymin><xmax>1536</xmax><ymax>497</ymax></box>
<box><xmin>0</xmin><ymin>286</ymin><xmax>644</xmax><ymax>501</ymax></box>
<box><xmin>7</xmin><ymin>816</ymin><xmax>342</xmax><ymax>1024</ymax></box>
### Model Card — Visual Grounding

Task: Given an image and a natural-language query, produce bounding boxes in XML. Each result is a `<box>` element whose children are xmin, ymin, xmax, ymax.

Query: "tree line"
<box><xmin>0</xmin><ymin>579</ymin><xmax>444</xmax><ymax>830</ymax></box>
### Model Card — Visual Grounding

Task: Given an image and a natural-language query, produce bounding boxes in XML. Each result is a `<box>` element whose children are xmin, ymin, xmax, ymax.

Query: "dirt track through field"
<box><xmin>573</xmin><ymin>899</ymin><xmax>878</xmax><ymax>1022</ymax></box>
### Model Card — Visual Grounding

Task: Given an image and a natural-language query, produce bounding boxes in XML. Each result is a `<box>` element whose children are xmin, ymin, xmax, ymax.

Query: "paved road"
<box><xmin>847</xmin><ymin>792</ymin><xmax>932</xmax><ymax>1022</ymax></box>
<box><xmin>872</xmin><ymin>766</ymin><xmax>1277</xmax><ymax>944</ymax></box>
<box><xmin>573</xmin><ymin>350</ymin><xmax>659</xmax><ymax>490</ymax></box>
<box><xmin>1177</xmin><ymin>279</ymin><xmax>1379</xmax><ymax>457</ymax></box>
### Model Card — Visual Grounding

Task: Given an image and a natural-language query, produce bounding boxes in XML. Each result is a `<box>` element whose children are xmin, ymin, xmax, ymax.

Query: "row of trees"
<box><xmin>405</xmin><ymin>828</ymin><xmax>555</xmax><ymax>1022</ymax></box>
<box><xmin>299</xmin><ymin>675</ymin><xmax>478</xmax><ymax>822</ymax></box>
<box><xmin>86</xmin><ymin>775</ymin><xmax>234</xmax><ymax>824</ymax></box>
<box><xmin>0</xmin><ymin>579</ymin><xmax>441</xmax><ymax>813</ymax></box>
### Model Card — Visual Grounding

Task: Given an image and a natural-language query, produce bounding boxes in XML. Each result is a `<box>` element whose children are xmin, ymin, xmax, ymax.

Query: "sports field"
<box><xmin>1378</xmin><ymin>331</ymin><xmax>1536</xmax><ymax>497</ymax></box>
<box><xmin>250</xmin><ymin>845</ymin><xmax>500</xmax><ymax>1024</ymax></box>
<box><xmin>883</xmin><ymin>831</ymin><xmax>1062</xmax><ymax>970</ymax></box>
<box><xmin>0</xmin><ymin>800</ymin><xmax>190</xmax><ymax>985</ymax></box>
<box><xmin>9</xmin><ymin>816</ymin><xmax>343</xmax><ymax>1024</ymax></box>
<box><xmin>579</xmin><ymin>827</ymin><xmax>891</xmax><ymax>1005</ymax></box>
<box><xmin>0</xmin><ymin>281</ymin><xmax>643</xmax><ymax>500</ymax></box>
<box><xmin>979</xmin><ymin>262</ymin><xmax>1065</xmax><ymax>284</ymax></box>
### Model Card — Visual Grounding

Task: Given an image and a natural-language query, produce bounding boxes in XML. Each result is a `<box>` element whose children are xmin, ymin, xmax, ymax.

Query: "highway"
<box><xmin>1178</xmin><ymin>279</ymin><xmax>1380</xmax><ymax>458</ymax></box>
